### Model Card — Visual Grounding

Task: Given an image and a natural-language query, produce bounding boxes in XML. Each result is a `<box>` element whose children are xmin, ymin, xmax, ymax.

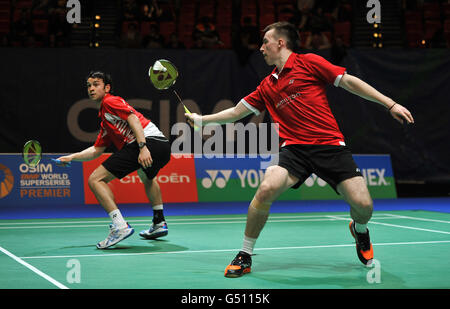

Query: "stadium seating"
<box><xmin>159</xmin><ymin>21</ymin><xmax>176</xmax><ymax>40</ymax></box>
<box><xmin>444</xmin><ymin>19</ymin><xmax>450</xmax><ymax>47</ymax></box>
<box><xmin>333</xmin><ymin>21</ymin><xmax>351</xmax><ymax>45</ymax></box>
<box><xmin>14</xmin><ymin>0</ymin><xmax>33</xmax><ymax>9</ymax></box>
<box><xmin>32</xmin><ymin>19</ymin><xmax>48</xmax><ymax>36</ymax></box>
<box><xmin>424</xmin><ymin>19</ymin><xmax>441</xmax><ymax>40</ymax></box>
<box><xmin>0</xmin><ymin>0</ymin><xmax>9</xmax><ymax>35</ymax></box>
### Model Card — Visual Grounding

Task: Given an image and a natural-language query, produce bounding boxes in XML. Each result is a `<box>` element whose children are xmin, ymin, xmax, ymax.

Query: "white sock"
<box><xmin>355</xmin><ymin>222</ymin><xmax>368</xmax><ymax>233</ymax></box>
<box><xmin>109</xmin><ymin>209</ymin><xmax>127</xmax><ymax>229</ymax></box>
<box><xmin>152</xmin><ymin>204</ymin><xmax>163</xmax><ymax>211</ymax></box>
<box><xmin>242</xmin><ymin>235</ymin><xmax>257</xmax><ymax>255</ymax></box>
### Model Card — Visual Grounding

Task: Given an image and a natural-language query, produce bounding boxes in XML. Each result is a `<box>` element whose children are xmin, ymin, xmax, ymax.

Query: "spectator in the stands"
<box><xmin>402</xmin><ymin>0</ymin><xmax>420</xmax><ymax>10</ymax></box>
<box><xmin>13</xmin><ymin>8</ymin><xmax>35</xmax><ymax>47</ymax></box>
<box><xmin>1</xmin><ymin>34</ymin><xmax>10</xmax><ymax>47</ymax></box>
<box><xmin>32</xmin><ymin>0</ymin><xmax>51</xmax><ymax>15</ymax></box>
<box><xmin>240</xmin><ymin>16</ymin><xmax>259</xmax><ymax>50</ymax></box>
<box><xmin>297</xmin><ymin>0</ymin><xmax>315</xmax><ymax>13</ymax></box>
<box><xmin>192</xmin><ymin>16</ymin><xmax>220</xmax><ymax>49</ymax></box>
<box><xmin>304</xmin><ymin>29</ymin><xmax>331</xmax><ymax>50</ymax></box>
<box><xmin>48</xmin><ymin>0</ymin><xmax>71</xmax><ymax>47</ymax></box>
<box><xmin>237</xmin><ymin>16</ymin><xmax>260</xmax><ymax>64</ymax></box>
<box><xmin>120</xmin><ymin>22</ymin><xmax>142</xmax><ymax>48</ymax></box>
<box><xmin>123</xmin><ymin>0</ymin><xmax>139</xmax><ymax>20</ymax></box>
<box><xmin>143</xmin><ymin>23</ymin><xmax>165</xmax><ymax>49</ymax></box>
<box><xmin>165</xmin><ymin>32</ymin><xmax>185</xmax><ymax>49</ymax></box>
<box><xmin>307</xmin><ymin>6</ymin><xmax>332</xmax><ymax>32</ymax></box>
<box><xmin>140</xmin><ymin>0</ymin><xmax>163</xmax><ymax>22</ymax></box>
<box><xmin>334</xmin><ymin>0</ymin><xmax>352</xmax><ymax>22</ymax></box>
<box><xmin>296</xmin><ymin>0</ymin><xmax>314</xmax><ymax>31</ymax></box>
<box><xmin>330</xmin><ymin>35</ymin><xmax>348</xmax><ymax>64</ymax></box>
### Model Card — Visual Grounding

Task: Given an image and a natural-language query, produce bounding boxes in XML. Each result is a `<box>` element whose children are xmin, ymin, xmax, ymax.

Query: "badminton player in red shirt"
<box><xmin>57</xmin><ymin>72</ymin><xmax>171</xmax><ymax>249</ymax></box>
<box><xmin>186</xmin><ymin>22</ymin><xmax>414</xmax><ymax>277</ymax></box>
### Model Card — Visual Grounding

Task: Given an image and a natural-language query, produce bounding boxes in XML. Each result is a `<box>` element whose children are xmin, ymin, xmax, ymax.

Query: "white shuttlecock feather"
<box><xmin>153</xmin><ymin>60</ymin><xmax>167</xmax><ymax>72</ymax></box>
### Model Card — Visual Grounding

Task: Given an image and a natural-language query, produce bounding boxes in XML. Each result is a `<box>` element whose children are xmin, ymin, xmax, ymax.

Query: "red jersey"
<box><xmin>94</xmin><ymin>94</ymin><xmax>153</xmax><ymax>150</ymax></box>
<box><xmin>241</xmin><ymin>52</ymin><xmax>346</xmax><ymax>146</ymax></box>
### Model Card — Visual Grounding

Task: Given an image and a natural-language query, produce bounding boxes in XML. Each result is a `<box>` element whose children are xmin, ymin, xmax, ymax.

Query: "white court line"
<box><xmin>369</xmin><ymin>221</ymin><xmax>450</xmax><ymax>235</ymax></box>
<box><xmin>18</xmin><ymin>239</ymin><xmax>450</xmax><ymax>260</ymax></box>
<box><xmin>327</xmin><ymin>214</ymin><xmax>450</xmax><ymax>235</ymax></box>
<box><xmin>0</xmin><ymin>216</ymin><xmax>398</xmax><ymax>230</ymax></box>
<box><xmin>382</xmin><ymin>213</ymin><xmax>450</xmax><ymax>224</ymax></box>
<box><xmin>0</xmin><ymin>213</ymin><xmax>397</xmax><ymax>226</ymax></box>
<box><xmin>0</xmin><ymin>245</ymin><xmax>68</xmax><ymax>289</ymax></box>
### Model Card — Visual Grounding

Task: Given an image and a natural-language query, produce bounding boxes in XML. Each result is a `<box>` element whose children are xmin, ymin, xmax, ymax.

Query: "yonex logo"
<box><xmin>155</xmin><ymin>71</ymin><xmax>174</xmax><ymax>82</ymax></box>
<box><xmin>201</xmin><ymin>169</ymin><xmax>266</xmax><ymax>189</ymax></box>
<box><xmin>0</xmin><ymin>164</ymin><xmax>14</xmax><ymax>199</ymax></box>
<box><xmin>201</xmin><ymin>170</ymin><xmax>232</xmax><ymax>188</ymax></box>
<box><xmin>361</xmin><ymin>168</ymin><xmax>388</xmax><ymax>186</ymax></box>
<box><xmin>304</xmin><ymin>174</ymin><xmax>327</xmax><ymax>187</ymax></box>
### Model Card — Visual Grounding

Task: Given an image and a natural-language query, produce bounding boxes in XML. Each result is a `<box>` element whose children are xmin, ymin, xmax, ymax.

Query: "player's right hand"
<box><xmin>54</xmin><ymin>156</ymin><xmax>72</xmax><ymax>167</ymax></box>
<box><xmin>56</xmin><ymin>155</ymin><xmax>72</xmax><ymax>163</ymax></box>
<box><xmin>185</xmin><ymin>113</ymin><xmax>202</xmax><ymax>128</ymax></box>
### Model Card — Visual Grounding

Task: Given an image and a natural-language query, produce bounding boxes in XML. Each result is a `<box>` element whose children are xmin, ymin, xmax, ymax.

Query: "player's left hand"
<box><xmin>389</xmin><ymin>103</ymin><xmax>414</xmax><ymax>125</ymax></box>
<box><xmin>138</xmin><ymin>147</ymin><xmax>153</xmax><ymax>169</ymax></box>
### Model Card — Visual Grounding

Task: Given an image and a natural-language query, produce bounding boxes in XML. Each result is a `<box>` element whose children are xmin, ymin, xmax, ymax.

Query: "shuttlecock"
<box><xmin>153</xmin><ymin>60</ymin><xmax>167</xmax><ymax>72</ymax></box>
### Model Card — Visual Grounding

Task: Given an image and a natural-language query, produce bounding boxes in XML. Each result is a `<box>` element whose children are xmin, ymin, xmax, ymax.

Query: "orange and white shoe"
<box><xmin>224</xmin><ymin>251</ymin><xmax>252</xmax><ymax>278</ymax></box>
<box><xmin>349</xmin><ymin>221</ymin><xmax>374</xmax><ymax>265</ymax></box>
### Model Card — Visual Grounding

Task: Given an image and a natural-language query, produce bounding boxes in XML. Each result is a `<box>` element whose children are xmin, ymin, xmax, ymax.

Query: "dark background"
<box><xmin>0</xmin><ymin>0</ymin><xmax>449</xmax><ymax>197</ymax></box>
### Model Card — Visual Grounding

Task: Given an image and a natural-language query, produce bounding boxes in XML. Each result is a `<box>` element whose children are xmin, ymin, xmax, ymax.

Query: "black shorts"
<box><xmin>102</xmin><ymin>136</ymin><xmax>171</xmax><ymax>180</ymax></box>
<box><xmin>277</xmin><ymin>144</ymin><xmax>362</xmax><ymax>194</ymax></box>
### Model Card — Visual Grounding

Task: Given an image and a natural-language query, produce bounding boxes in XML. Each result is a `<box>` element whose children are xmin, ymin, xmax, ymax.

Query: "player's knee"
<box><xmin>87</xmin><ymin>173</ymin><xmax>99</xmax><ymax>190</ymax></box>
<box><xmin>356</xmin><ymin>197</ymin><xmax>373</xmax><ymax>214</ymax></box>
<box><xmin>255</xmin><ymin>180</ymin><xmax>278</xmax><ymax>203</ymax></box>
<box><xmin>88</xmin><ymin>173</ymin><xmax>108</xmax><ymax>191</ymax></box>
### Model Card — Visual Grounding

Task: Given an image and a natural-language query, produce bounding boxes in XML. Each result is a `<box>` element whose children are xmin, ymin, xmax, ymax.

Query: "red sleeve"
<box><xmin>241</xmin><ymin>84</ymin><xmax>266</xmax><ymax>115</ymax></box>
<box><xmin>303</xmin><ymin>53</ymin><xmax>346</xmax><ymax>86</ymax></box>
<box><xmin>102</xmin><ymin>95</ymin><xmax>134</xmax><ymax>121</ymax></box>
<box><xmin>93</xmin><ymin>125</ymin><xmax>111</xmax><ymax>148</ymax></box>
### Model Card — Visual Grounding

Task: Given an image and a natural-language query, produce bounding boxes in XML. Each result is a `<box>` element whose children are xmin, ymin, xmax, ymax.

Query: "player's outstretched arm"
<box><xmin>338</xmin><ymin>73</ymin><xmax>414</xmax><ymax>124</ymax></box>
<box><xmin>57</xmin><ymin>146</ymin><xmax>106</xmax><ymax>163</ymax></box>
<box><xmin>185</xmin><ymin>101</ymin><xmax>253</xmax><ymax>128</ymax></box>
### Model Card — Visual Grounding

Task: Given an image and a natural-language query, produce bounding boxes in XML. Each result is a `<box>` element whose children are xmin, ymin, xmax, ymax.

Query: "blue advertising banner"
<box><xmin>195</xmin><ymin>154</ymin><xmax>397</xmax><ymax>201</ymax></box>
<box><xmin>0</xmin><ymin>154</ymin><xmax>85</xmax><ymax>207</ymax></box>
<box><xmin>0</xmin><ymin>153</ymin><xmax>396</xmax><ymax>215</ymax></box>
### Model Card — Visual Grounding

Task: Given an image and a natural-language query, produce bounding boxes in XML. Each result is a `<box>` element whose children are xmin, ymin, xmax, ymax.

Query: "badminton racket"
<box><xmin>148</xmin><ymin>59</ymin><xmax>199</xmax><ymax>130</ymax></box>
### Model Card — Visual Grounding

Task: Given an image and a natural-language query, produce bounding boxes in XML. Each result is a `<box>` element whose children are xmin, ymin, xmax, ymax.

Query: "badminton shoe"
<box><xmin>224</xmin><ymin>251</ymin><xmax>252</xmax><ymax>278</ymax></box>
<box><xmin>96</xmin><ymin>223</ymin><xmax>134</xmax><ymax>249</ymax></box>
<box><xmin>139</xmin><ymin>221</ymin><xmax>168</xmax><ymax>240</ymax></box>
<box><xmin>349</xmin><ymin>221</ymin><xmax>374</xmax><ymax>265</ymax></box>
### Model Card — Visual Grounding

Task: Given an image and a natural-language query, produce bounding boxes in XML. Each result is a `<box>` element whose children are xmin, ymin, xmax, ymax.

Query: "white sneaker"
<box><xmin>139</xmin><ymin>221</ymin><xmax>168</xmax><ymax>240</ymax></box>
<box><xmin>96</xmin><ymin>223</ymin><xmax>134</xmax><ymax>249</ymax></box>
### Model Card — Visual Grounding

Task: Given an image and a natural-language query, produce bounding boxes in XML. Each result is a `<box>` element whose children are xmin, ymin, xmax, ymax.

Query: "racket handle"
<box><xmin>51</xmin><ymin>158</ymin><xmax>71</xmax><ymax>167</ymax></box>
<box><xmin>183</xmin><ymin>104</ymin><xmax>200</xmax><ymax>131</ymax></box>
<box><xmin>183</xmin><ymin>104</ymin><xmax>191</xmax><ymax>114</ymax></box>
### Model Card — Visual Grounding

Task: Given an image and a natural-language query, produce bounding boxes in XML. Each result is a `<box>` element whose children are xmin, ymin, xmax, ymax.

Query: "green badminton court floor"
<box><xmin>1</xmin><ymin>210</ymin><xmax>450</xmax><ymax>289</ymax></box>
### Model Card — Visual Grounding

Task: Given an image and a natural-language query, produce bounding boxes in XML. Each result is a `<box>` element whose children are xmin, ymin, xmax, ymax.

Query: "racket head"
<box><xmin>22</xmin><ymin>140</ymin><xmax>42</xmax><ymax>167</ymax></box>
<box><xmin>148</xmin><ymin>59</ymin><xmax>179</xmax><ymax>90</ymax></box>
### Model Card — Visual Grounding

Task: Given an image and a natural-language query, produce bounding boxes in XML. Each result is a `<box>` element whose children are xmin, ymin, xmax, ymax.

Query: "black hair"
<box><xmin>86</xmin><ymin>71</ymin><xmax>113</xmax><ymax>93</ymax></box>
<box><xmin>263</xmin><ymin>21</ymin><xmax>300</xmax><ymax>51</ymax></box>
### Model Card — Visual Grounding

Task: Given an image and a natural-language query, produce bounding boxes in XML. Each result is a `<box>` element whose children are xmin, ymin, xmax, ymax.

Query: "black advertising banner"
<box><xmin>0</xmin><ymin>48</ymin><xmax>449</xmax><ymax>183</ymax></box>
